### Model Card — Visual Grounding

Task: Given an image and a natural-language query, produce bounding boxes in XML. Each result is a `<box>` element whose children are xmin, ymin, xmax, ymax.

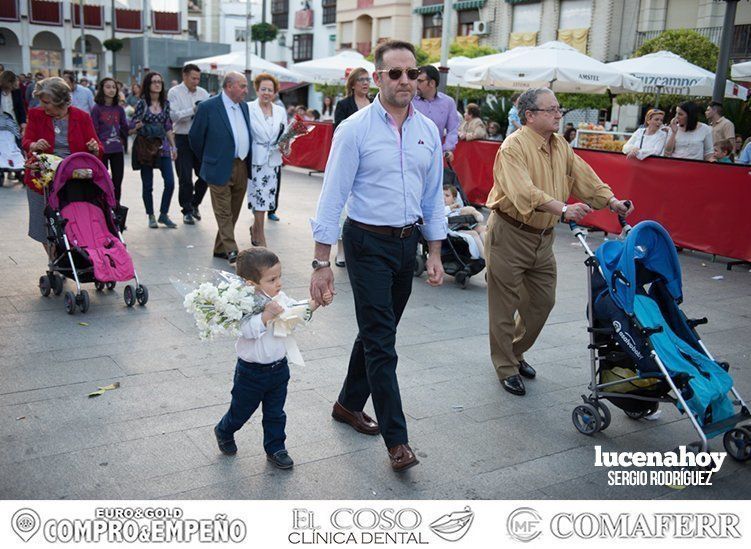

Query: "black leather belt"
<box><xmin>346</xmin><ymin>217</ymin><xmax>420</xmax><ymax>239</ymax></box>
<box><xmin>494</xmin><ymin>209</ymin><xmax>554</xmax><ymax>236</ymax></box>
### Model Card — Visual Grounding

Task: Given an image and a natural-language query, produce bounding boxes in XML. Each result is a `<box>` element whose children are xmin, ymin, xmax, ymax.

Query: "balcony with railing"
<box><xmin>635</xmin><ymin>25</ymin><xmax>751</xmax><ymax>60</ymax></box>
<box><xmin>29</xmin><ymin>0</ymin><xmax>63</xmax><ymax>26</ymax></box>
<box><xmin>0</xmin><ymin>0</ymin><xmax>20</xmax><ymax>21</ymax></box>
<box><xmin>72</xmin><ymin>3</ymin><xmax>104</xmax><ymax>30</ymax></box>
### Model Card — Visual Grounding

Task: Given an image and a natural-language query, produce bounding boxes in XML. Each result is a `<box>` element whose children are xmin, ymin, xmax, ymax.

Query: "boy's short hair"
<box><xmin>235</xmin><ymin>247</ymin><xmax>280</xmax><ymax>282</ymax></box>
<box><xmin>443</xmin><ymin>184</ymin><xmax>458</xmax><ymax>197</ymax></box>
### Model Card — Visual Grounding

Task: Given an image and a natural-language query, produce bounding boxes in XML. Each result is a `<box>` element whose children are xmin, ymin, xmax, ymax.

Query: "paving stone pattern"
<box><xmin>0</xmin><ymin>166</ymin><xmax>749</xmax><ymax>500</ymax></box>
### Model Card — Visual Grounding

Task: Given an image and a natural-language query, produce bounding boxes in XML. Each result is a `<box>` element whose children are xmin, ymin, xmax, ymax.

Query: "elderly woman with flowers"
<box><xmin>22</xmin><ymin>77</ymin><xmax>101</xmax><ymax>254</ymax></box>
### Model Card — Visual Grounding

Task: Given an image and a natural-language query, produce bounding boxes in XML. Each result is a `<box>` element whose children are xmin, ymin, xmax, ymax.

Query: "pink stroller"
<box><xmin>41</xmin><ymin>152</ymin><xmax>148</xmax><ymax>314</ymax></box>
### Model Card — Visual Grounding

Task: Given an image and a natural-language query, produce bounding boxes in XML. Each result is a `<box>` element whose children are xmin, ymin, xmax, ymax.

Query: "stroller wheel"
<box><xmin>39</xmin><ymin>275</ymin><xmax>51</xmax><ymax>297</ymax></box>
<box><xmin>52</xmin><ymin>274</ymin><xmax>64</xmax><ymax>296</ymax></box>
<box><xmin>455</xmin><ymin>271</ymin><xmax>469</xmax><ymax>289</ymax></box>
<box><xmin>78</xmin><ymin>290</ymin><xmax>90</xmax><ymax>314</ymax></box>
<box><xmin>64</xmin><ymin>291</ymin><xmax>76</xmax><ymax>314</ymax></box>
<box><xmin>94</xmin><ymin>282</ymin><xmax>105</xmax><ymax>291</ymax></box>
<box><xmin>724</xmin><ymin>427</ymin><xmax>751</xmax><ymax>462</ymax></box>
<box><xmin>106</xmin><ymin>281</ymin><xmax>116</xmax><ymax>290</ymax></box>
<box><xmin>124</xmin><ymin>285</ymin><xmax>136</xmax><ymax>307</ymax></box>
<box><xmin>572</xmin><ymin>403</ymin><xmax>602</xmax><ymax>436</ymax></box>
<box><xmin>414</xmin><ymin>255</ymin><xmax>426</xmax><ymax>277</ymax></box>
<box><xmin>136</xmin><ymin>284</ymin><xmax>149</xmax><ymax>306</ymax></box>
<box><xmin>589</xmin><ymin>399</ymin><xmax>611</xmax><ymax>430</ymax></box>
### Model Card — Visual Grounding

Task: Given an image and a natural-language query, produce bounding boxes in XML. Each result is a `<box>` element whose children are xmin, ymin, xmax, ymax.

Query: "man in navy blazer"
<box><xmin>189</xmin><ymin>72</ymin><xmax>253</xmax><ymax>263</ymax></box>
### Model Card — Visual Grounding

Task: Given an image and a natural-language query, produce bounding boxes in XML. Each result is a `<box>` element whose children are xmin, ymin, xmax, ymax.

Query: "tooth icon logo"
<box><xmin>429</xmin><ymin>506</ymin><xmax>475</xmax><ymax>542</ymax></box>
<box><xmin>12</xmin><ymin>508</ymin><xmax>41</xmax><ymax>542</ymax></box>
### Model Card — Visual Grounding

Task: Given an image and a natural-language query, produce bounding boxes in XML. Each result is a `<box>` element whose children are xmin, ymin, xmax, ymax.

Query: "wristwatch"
<box><xmin>560</xmin><ymin>204</ymin><xmax>568</xmax><ymax>223</ymax></box>
<box><xmin>312</xmin><ymin>259</ymin><xmax>331</xmax><ymax>270</ymax></box>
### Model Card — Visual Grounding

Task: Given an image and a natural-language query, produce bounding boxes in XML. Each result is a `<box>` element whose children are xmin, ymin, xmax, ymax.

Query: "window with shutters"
<box><xmin>322</xmin><ymin>0</ymin><xmax>336</xmax><ymax>25</ymax></box>
<box><xmin>292</xmin><ymin>34</ymin><xmax>313</xmax><ymax>62</ymax></box>
<box><xmin>271</xmin><ymin>0</ymin><xmax>289</xmax><ymax>30</ymax></box>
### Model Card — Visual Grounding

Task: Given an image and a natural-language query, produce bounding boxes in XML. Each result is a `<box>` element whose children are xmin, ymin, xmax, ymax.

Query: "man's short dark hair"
<box><xmin>183</xmin><ymin>63</ymin><xmax>201</xmax><ymax>75</ymax></box>
<box><xmin>709</xmin><ymin>101</ymin><xmax>723</xmax><ymax>115</ymax></box>
<box><xmin>419</xmin><ymin>65</ymin><xmax>440</xmax><ymax>87</ymax></box>
<box><xmin>374</xmin><ymin>40</ymin><xmax>416</xmax><ymax>70</ymax></box>
<box><xmin>517</xmin><ymin>88</ymin><xmax>554</xmax><ymax>124</ymax></box>
<box><xmin>235</xmin><ymin>247</ymin><xmax>280</xmax><ymax>283</ymax></box>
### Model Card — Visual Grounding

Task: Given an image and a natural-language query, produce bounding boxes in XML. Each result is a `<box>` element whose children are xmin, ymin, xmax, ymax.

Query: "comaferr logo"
<box><xmin>613</xmin><ymin>320</ymin><xmax>643</xmax><ymax>360</ymax></box>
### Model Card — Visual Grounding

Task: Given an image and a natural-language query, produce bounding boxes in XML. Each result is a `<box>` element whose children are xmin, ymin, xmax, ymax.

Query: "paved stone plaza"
<box><xmin>1</xmin><ymin>165</ymin><xmax>749</xmax><ymax>500</ymax></box>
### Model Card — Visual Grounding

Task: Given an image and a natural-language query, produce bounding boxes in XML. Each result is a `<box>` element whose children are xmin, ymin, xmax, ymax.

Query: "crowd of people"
<box><xmin>0</xmin><ymin>64</ymin><xmax>295</xmax><ymax>263</ymax></box>
<box><xmin>0</xmin><ymin>50</ymin><xmax>733</xmax><ymax>475</ymax></box>
<box><xmin>622</xmin><ymin>100</ymin><xmax>743</xmax><ymax>163</ymax></box>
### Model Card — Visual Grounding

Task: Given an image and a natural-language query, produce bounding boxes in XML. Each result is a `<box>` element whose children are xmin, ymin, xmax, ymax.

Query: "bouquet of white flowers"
<box><xmin>175</xmin><ymin>270</ymin><xmax>267</xmax><ymax>340</ymax></box>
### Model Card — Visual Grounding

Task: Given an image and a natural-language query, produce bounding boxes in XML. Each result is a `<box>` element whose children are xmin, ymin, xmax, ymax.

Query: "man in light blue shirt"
<box><xmin>63</xmin><ymin>71</ymin><xmax>94</xmax><ymax>113</ymax></box>
<box><xmin>309</xmin><ymin>40</ymin><xmax>446</xmax><ymax>473</ymax></box>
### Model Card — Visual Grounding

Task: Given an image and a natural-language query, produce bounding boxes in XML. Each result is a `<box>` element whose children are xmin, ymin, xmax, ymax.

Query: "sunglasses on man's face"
<box><xmin>377</xmin><ymin>68</ymin><xmax>420</xmax><ymax>81</ymax></box>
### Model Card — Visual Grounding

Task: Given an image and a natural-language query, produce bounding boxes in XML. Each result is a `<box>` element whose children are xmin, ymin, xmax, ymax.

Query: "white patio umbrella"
<box><xmin>447</xmin><ymin>47</ymin><xmax>531</xmax><ymax>79</ymax></box>
<box><xmin>609</xmin><ymin>51</ymin><xmax>748</xmax><ymax>102</ymax></box>
<box><xmin>292</xmin><ymin>51</ymin><xmax>375</xmax><ymax>85</ymax></box>
<box><xmin>430</xmin><ymin>62</ymin><xmax>482</xmax><ymax>89</ymax></box>
<box><xmin>731</xmin><ymin>60</ymin><xmax>751</xmax><ymax>82</ymax></box>
<box><xmin>463</xmin><ymin>41</ymin><xmax>643</xmax><ymax>94</ymax></box>
<box><xmin>185</xmin><ymin>51</ymin><xmax>305</xmax><ymax>83</ymax></box>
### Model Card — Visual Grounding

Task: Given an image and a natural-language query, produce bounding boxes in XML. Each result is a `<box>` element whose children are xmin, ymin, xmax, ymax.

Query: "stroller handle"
<box><xmin>617</xmin><ymin>200</ymin><xmax>632</xmax><ymax>229</ymax></box>
<box><xmin>567</xmin><ymin>199</ymin><xmax>632</xmax><ymax>232</ymax></box>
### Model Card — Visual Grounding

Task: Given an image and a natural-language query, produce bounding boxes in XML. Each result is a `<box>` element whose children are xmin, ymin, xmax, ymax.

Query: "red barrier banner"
<box><xmin>283</xmin><ymin>122</ymin><xmax>334</xmax><ymax>173</ymax></box>
<box><xmin>574</xmin><ymin>150</ymin><xmax>751</xmax><ymax>263</ymax></box>
<box><xmin>284</xmin><ymin>133</ymin><xmax>751</xmax><ymax>262</ymax></box>
<box><xmin>451</xmin><ymin>140</ymin><xmax>500</xmax><ymax>205</ymax></box>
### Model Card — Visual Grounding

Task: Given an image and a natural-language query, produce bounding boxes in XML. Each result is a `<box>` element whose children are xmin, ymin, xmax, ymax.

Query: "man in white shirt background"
<box><xmin>168</xmin><ymin>64</ymin><xmax>210</xmax><ymax>225</ymax></box>
<box><xmin>62</xmin><ymin>71</ymin><xmax>94</xmax><ymax>113</ymax></box>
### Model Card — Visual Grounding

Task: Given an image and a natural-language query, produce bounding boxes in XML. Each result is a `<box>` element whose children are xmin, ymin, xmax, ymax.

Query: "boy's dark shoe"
<box><xmin>214</xmin><ymin>425</ymin><xmax>237</xmax><ymax>455</ymax></box>
<box><xmin>267</xmin><ymin>449</ymin><xmax>294</xmax><ymax>469</ymax></box>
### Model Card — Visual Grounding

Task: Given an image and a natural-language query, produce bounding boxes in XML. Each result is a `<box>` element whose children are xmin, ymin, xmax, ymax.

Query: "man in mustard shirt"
<box><xmin>486</xmin><ymin>88</ymin><xmax>634</xmax><ymax>396</ymax></box>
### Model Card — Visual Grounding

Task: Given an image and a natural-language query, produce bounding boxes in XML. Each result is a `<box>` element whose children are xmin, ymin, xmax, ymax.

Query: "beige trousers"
<box><xmin>486</xmin><ymin>212</ymin><xmax>557</xmax><ymax>379</ymax></box>
<box><xmin>210</xmin><ymin>159</ymin><xmax>248</xmax><ymax>255</ymax></box>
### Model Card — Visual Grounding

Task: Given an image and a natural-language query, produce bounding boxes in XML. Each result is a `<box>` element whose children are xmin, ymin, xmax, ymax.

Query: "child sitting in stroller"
<box><xmin>0</xmin><ymin>112</ymin><xmax>25</xmax><ymax>186</ymax></box>
<box><xmin>443</xmin><ymin>184</ymin><xmax>486</xmax><ymax>259</ymax></box>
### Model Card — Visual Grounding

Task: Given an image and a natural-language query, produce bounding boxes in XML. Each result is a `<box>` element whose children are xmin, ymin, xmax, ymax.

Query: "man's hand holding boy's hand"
<box><xmin>308</xmin><ymin>291</ymin><xmax>333</xmax><ymax>312</ymax></box>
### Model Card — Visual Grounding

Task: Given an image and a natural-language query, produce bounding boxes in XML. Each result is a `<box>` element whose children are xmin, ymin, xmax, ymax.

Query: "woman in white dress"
<box><xmin>664</xmin><ymin>101</ymin><xmax>714</xmax><ymax>162</ymax></box>
<box><xmin>622</xmin><ymin>108</ymin><xmax>669</xmax><ymax>160</ymax></box>
<box><xmin>247</xmin><ymin>73</ymin><xmax>288</xmax><ymax>247</ymax></box>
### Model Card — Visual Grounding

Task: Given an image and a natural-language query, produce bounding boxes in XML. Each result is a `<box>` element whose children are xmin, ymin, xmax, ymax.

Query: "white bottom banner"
<box><xmin>0</xmin><ymin>500</ymin><xmax>746</xmax><ymax>548</ymax></box>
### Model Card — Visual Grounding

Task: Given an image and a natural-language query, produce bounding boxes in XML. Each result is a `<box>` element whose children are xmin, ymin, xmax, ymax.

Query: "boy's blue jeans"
<box><xmin>216</xmin><ymin>357</ymin><xmax>289</xmax><ymax>455</ymax></box>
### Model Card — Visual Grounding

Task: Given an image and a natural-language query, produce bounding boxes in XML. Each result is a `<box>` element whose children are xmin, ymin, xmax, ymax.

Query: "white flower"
<box><xmin>180</xmin><ymin>278</ymin><xmax>266</xmax><ymax>340</ymax></box>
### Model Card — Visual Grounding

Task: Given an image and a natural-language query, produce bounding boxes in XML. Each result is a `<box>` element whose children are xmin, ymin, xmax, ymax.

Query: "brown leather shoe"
<box><xmin>388</xmin><ymin>444</ymin><xmax>419</xmax><ymax>472</ymax></box>
<box><xmin>332</xmin><ymin>402</ymin><xmax>380</xmax><ymax>435</ymax></box>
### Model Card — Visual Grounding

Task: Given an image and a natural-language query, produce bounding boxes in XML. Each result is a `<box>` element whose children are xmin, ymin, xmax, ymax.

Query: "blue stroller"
<box><xmin>570</xmin><ymin>218</ymin><xmax>751</xmax><ymax>461</ymax></box>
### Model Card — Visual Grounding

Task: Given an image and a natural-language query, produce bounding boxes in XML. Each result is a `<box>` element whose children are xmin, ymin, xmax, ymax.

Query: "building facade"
<box><xmin>408</xmin><ymin>0</ymin><xmax>751</xmax><ymax>64</ymax></box>
<box><xmin>0</xmin><ymin>0</ymin><xmax>227</xmax><ymax>83</ymax></box>
<box><xmin>334</xmin><ymin>0</ymin><xmax>413</xmax><ymax>55</ymax></box>
<box><xmin>263</xmin><ymin>0</ymin><xmax>339</xmax><ymax>108</ymax></box>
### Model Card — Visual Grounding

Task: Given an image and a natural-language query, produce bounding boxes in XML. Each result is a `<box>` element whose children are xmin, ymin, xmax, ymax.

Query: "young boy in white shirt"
<box><xmin>214</xmin><ymin>247</ymin><xmax>331</xmax><ymax>469</ymax></box>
